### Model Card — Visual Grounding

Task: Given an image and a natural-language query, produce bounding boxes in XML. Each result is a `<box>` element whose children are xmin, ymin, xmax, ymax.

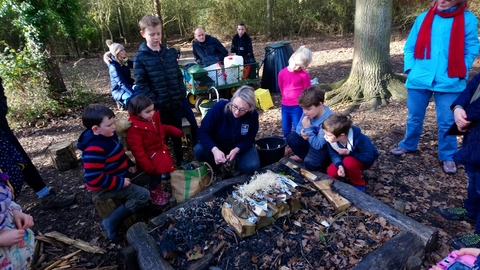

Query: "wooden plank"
<box><xmin>221</xmin><ymin>203</ymin><xmax>256</xmax><ymax>238</ymax></box>
<box><xmin>353</xmin><ymin>231</ymin><xmax>424</xmax><ymax>270</ymax></box>
<box><xmin>126</xmin><ymin>222</ymin><xmax>174</xmax><ymax>270</ymax></box>
<box><xmin>311</xmin><ymin>179</ymin><xmax>351</xmax><ymax>212</ymax></box>
<box><xmin>44</xmin><ymin>231</ymin><xmax>105</xmax><ymax>254</ymax></box>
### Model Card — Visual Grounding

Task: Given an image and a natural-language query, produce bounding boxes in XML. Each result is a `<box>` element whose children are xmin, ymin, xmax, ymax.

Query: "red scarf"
<box><xmin>414</xmin><ymin>3</ymin><xmax>467</xmax><ymax>78</ymax></box>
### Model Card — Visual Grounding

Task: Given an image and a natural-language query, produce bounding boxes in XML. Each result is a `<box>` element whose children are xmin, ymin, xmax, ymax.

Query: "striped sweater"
<box><xmin>77</xmin><ymin>130</ymin><xmax>134</xmax><ymax>191</ymax></box>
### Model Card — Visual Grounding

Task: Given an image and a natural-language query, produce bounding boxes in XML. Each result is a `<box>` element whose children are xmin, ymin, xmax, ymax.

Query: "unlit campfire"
<box><xmin>151</xmin><ymin>170</ymin><xmax>400</xmax><ymax>269</ymax></box>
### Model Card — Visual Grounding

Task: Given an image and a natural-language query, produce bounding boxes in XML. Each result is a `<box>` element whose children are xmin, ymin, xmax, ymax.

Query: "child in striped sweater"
<box><xmin>77</xmin><ymin>104</ymin><xmax>150</xmax><ymax>243</ymax></box>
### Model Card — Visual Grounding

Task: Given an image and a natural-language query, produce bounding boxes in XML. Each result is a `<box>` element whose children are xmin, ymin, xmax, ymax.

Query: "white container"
<box><xmin>224</xmin><ymin>55</ymin><xmax>243</xmax><ymax>68</ymax></box>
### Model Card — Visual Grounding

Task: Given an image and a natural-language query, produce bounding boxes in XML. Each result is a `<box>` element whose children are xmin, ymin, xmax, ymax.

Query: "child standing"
<box><xmin>0</xmin><ymin>172</ymin><xmax>35</xmax><ymax>270</ymax></box>
<box><xmin>286</xmin><ymin>85</ymin><xmax>333</xmax><ymax>172</ymax></box>
<box><xmin>278</xmin><ymin>46</ymin><xmax>313</xmax><ymax>138</ymax></box>
<box><xmin>103</xmin><ymin>40</ymin><xmax>134</xmax><ymax>108</ymax></box>
<box><xmin>437</xmin><ymin>72</ymin><xmax>480</xmax><ymax>249</ymax></box>
<box><xmin>126</xmin><ymin>94</ymin><xmax>184</xmax><ymax>206</ymax></box>
<box><xmin>322</xmin><ymin>113</ymin><xmax>379</xmax><ymax>192</ymax></box>
<box><xmin>134</xmin><ymin>14</ymin><xmax>186</xmax><ymax>166</ymax></box>
<box><xmin>77</xmin><ymin>104</ymin><xmax>150</xmax><ymax>243</ymax></box>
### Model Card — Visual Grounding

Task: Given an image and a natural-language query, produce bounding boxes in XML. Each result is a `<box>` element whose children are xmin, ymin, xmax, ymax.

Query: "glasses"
<box><xmin>231</xmin><ymin>103</ymin><xmax>248</xmax><ymax>113</ymax></box>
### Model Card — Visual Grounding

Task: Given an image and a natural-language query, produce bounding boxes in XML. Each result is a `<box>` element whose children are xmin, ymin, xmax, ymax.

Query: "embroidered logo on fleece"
<box><xmin>241</xmin><ymin>124</ymin><xmax>249</xmax><ymax>135</ymax></box>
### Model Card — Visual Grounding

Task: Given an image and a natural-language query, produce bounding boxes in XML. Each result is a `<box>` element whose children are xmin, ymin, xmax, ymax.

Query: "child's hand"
<box><xmin>337</xmin><ymin>166</ymin><xmax>345</xmax><ymax>177</ymax></box>
<box><xmin>227</xmin><ymin>148</ymin><xmax>240</xmax><ymax>161</ymax></box>
<box><xmin>12</xmin><ymin>210</ymin><xmax>34</xmax><ymax>230</ymax></box>
<box><xmin>336</xmin><ymin>148</ymin><xmax>350</xmax><ymax>156</ymax></box>
<box><xmin>456</xmin><ymin>248</ymin><xmax>480</xmax><ymax>257</ymax></box>
<box><xmin>128</xmin><ymin>166</ymin><xmax>137</xmax><ymax>174</ymax></box>
<box><xmin>123</xmin><ymin>178</ymin><xmax>131</xmax><ymax>188</ymax></box>
<box><xmin>453</xmin><ymin>108</ymin><xmax>471</xmax><ymax>132</ymax></box>
<box><xmin>301</xmin><ymin>116</ymin><xmax>311</xmax><ymax>129</ymax></box>
<box><xmin>300</xmin><ymin>129</ymin><xmax>309</xmax><ymax>140</ymax></box>
<box><xmin>0</xmin><ymin>228</ymin><xmax>25</xmax><ymax>246</ymax></box>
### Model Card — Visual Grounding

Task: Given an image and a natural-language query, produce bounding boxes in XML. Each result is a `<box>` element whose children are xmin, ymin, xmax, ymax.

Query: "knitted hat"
<box><xmin>106</xmin><ymin>39</ymin><xmax>124</xmax><ymax>57</ymax></box>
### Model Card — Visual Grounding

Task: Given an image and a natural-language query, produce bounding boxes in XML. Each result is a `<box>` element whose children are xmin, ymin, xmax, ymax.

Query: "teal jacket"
<box><xmin>404</xmin><ymin>8</ymin><xmax>479</xmax><ymax>92</ymax></box>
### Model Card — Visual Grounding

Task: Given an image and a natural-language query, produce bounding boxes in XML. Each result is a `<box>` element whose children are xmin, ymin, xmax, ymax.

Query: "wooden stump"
<box><xmin>47</xmin><ymin>141</ymin><xmax>77</xmax><ymax>171</ymax></box>
<box><xmin>92</xmin><ymin>195</ymin><xmax>136</xmax><ymax>231</ymax></box>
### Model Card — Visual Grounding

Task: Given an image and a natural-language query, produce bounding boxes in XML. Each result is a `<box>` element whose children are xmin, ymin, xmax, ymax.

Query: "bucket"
<box><xmin>199</xmin><ymin>100</ymin><xmax>217</xmax><ymax>118</ymax></box>
<box><xmin>255</xmin><ymin>136</ymin><xmax>287</xmax><ymax>167</ymax></box>
<box><xmin>224</xmin><ymin>55</ymin><xmax>244</xmax><ymax>68</ymax></box>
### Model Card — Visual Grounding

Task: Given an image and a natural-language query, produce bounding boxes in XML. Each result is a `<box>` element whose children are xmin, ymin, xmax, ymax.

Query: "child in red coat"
<box><xmin>126</xmin><ymin>94</ymin><xmax>184</xmax><ymax>205</ymax></box>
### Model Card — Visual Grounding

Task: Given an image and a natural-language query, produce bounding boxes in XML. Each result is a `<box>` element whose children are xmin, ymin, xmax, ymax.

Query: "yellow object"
<box><xmin>254</xmin><ymin>88</ymin><xmax>274</xmax><ymax>110</ymax></box>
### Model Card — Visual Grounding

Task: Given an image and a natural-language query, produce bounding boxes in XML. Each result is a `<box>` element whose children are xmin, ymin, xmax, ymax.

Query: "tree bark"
<box><xmin>266</xmin><ymin>0</ymin><xmax>272</xmax><ymax>38</ymax></box>
<box><xmin>326</xmin><ymin>0</ymin><xmax>406</xmax><ymax>109</ymax></box>
<box><xmin>153</xmin><ymin>0</ymin><xmax>167</xmax><ymax>45</ymax></box>
<box><xmin>116</xmin><ymin>0</ymin><xmax>127</xmax><ymax>44</ymax></box>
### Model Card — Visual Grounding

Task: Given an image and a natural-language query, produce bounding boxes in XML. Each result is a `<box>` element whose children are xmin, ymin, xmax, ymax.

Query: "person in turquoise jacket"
<box><xmin>391</xmin><ymin>0</ymin><xmax>479</xmax><ymax>175</ymax></box>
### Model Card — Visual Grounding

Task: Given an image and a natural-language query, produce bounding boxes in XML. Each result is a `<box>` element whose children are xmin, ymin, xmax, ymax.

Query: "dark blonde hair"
<box><xmin>128</xmin><ymin>94</ymin><xmax>153</xmax><ymax>116</ymax></box>
<box><xmin>298</xmin><ymin>85</ymin><xmax>325</xmax><ymax>108</ymax></box>
<box><xmin>225</xmin><ymin>85</ymin><xmax>256</xmax><ymax>113</ymax></box>
<box><xmin>322</xmin><ymin>113</ymin><xmax>353</xmax><ymax>137</ymax></box>
<box><xmin>139</xmin><ymin>15</ymin><xmax>161</xmax><ymax>31</ymax></box>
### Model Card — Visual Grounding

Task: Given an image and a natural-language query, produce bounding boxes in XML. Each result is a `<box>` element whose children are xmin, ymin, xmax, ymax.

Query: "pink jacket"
<box><xmin>278</xmin><ymin>67</ymin><xmax>311</xmax><ymax>106</ymax></box>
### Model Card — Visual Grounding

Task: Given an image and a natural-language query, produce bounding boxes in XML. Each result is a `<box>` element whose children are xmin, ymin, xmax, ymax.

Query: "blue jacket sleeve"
<box><xmin>108</xmin><ymin>63</ymin><xmax>133</xmax><ymax>99</ymax></box>
<box><xmin>349</xmin><ymin>134</ymin><xmax>379</xmax><ymax>167</ymax></box>
<box><xmin>197</xmin><ymin>105</ymin><xmax>222</xmax><ymax>152</ymax></box>
<box><xmin>451</xmin><ymin>73</ymin><xmax>480</xmax><ymax>110</ymax></box>
<box><xmin>463</xmin><ymin>12</ymin><xmax>479</xmax><ymax>79</ymax></box>
<box><xmin>133</xmin><ymin>55</ymin><xmax>156</xmax><ymax>101</ymax></box>
<box><xmin>404</xmin><ymin>13</ymin><xmax>424</xmax><ymax>74</ymax></box>
<box><xmin>327</xmin><ymin>144</ymin><xmax>343</xmax><ymax>167</ymax></box>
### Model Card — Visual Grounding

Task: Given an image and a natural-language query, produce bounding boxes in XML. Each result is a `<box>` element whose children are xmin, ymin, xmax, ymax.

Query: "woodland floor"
<box><xmin>12</xmin><ymin>33</ymin><xmax>480</xmax><ymax>269</ymax></box>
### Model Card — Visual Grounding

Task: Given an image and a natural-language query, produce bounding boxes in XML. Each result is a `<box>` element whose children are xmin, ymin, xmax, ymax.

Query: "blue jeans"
<box><xmin>398</xmin><ymin>89</ymin><xmax>459</xmax><ymax>161</ymax></box>
<box><xmin>464</xmin><ymin>165</ymin><xmax>480</xmax><ymax>234</ymax></box>
<box><xmin>194</xmin><ymin>143</ymin><xmax>260</xmax><ymax>175</ymax></box>
<box><xmin>286</xmin><ymin>132</ymin><xmax>330</xmax><ymax>172</ymax></box>
<box><xmin>282</xmin><ymin>105</ymin><xmax>303</xmax><ymax>138</ymax></box>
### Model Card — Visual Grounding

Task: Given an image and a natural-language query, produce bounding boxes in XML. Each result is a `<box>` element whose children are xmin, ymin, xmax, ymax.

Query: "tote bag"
<box><xmin>171</xmin><ymin>162</ymin><xmax>214</xmax><ymax>203</ymax></box>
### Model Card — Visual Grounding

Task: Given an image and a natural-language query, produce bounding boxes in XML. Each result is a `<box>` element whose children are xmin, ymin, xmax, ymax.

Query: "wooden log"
<box><xmin>126</xmin><ymin>222</ymin><xmax>174</xmax><ymax>270</ymax></box>
<box><xmin>312</xmin><ymin>179</ymin><xmax>351</xmax><ymax>212</ymax></box>
<box><xmin>405</xmin><ymin>256</ymin><xmax>422</xmax><ymax>270</ymax></box>
<box><xmin>47</xmin><ymin>141</ymin><xmax>77</xmax><ymax>171</ymax></box>
<box><xmin>221</xmin><ymin>203</ymin><xmax>256</xmax><ymax>238</ymax></box>
<box><xmin>92</xmin><ymin>194</ymin><xmax>136</xmax><ymax>231</ymax></box>
<box><xmin>159</xmin><ymin>233</ymin><xmax>181</xmax><ymax>260</ymax></box>
<box><xmin>185</xmin><ymin>241</ymin><xmax>226</xmax><ymax>270</ymax></box>
<box><xmin>122</xmin><ymin>246</ymin><xmax>140</xmax><ymax>270</ymax></box>
<box><xmin>353</xmin><ymin>231</ymin><xmax>424</xmax><ymax>270</ymax></box>
<box><xmin>44</xmin><ymin>231</ymin><xmax>105</xmax><ymax>254</ymax></box>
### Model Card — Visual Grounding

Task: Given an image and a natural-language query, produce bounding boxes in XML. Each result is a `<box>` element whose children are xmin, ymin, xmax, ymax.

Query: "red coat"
<box><xmin>126</xmin><ymin>111</ymin><xmax>184</xmax><ymax>175</ymax></box>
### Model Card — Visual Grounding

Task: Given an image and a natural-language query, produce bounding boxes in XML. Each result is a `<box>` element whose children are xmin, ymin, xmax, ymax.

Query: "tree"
<box><xmin>325</xmin><ymin>0</ymin><xmax>406</xmax><ymax>110</ymax></box>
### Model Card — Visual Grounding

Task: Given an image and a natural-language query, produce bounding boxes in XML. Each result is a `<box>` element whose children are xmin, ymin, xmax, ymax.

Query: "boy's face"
<box><xmin>140</xmin><ymin>104</ymin><xmax>155</xmax><ymax>121</ymax></box>
<box><xmin>141</xmin><ymin>25</ymin><xmax>162</xmax><ymax>50</ymax></box>
<box><xmin>237</xmin><ymin>25</ymin><xmax>246</xmax><ymax>37</ymax></box>
<box><xmin>93</xmin><ymin>116</ymin><xmax>116</xmax><ymax>137</ymax></box>
<box><xmin>302</xmin><ymin>103</ymin><xmax>324</xmax><ymax>119</ymax></box>
<box><xmin>324</xmin><ymin>131</ymin><xmax>340</xmax><ymax>143</ymax></box>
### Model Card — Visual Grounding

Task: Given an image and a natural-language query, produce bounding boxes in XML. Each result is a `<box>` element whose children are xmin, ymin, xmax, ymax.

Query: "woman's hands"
<box><xmin>212</xmin><ymin>147</ymin><xmax>226</xmax><ymax>164</ymax></box>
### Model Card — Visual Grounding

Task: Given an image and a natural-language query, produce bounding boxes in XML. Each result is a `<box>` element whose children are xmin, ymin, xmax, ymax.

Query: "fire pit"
<box><xmin>125</xmin><ymin>158</ymin><xmax>438</xmax><ymax>270</ymax></box>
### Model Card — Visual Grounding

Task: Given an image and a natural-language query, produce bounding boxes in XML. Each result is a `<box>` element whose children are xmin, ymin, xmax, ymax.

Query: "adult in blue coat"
<box><xmin>103</xmin><ymin>40</ymin><xmax>134</xmax><ymax>107</ymax></box>
<box><xmin>194</xmin><ymin>86</ymin><xmax>260</xmax><ymax>175</ymax></box>
<box><xmin>193</xmin><ymin>28</ymin><xmax>229</xmax><ymax>66</ymax></box>
<box><xmin>391</xmin><ymin>0</ymin><xmax>479</xmax><ymax>175</ymax></box>
<box><xmin>438</xmin><ymin>72</ymin><xmax>480</xmax><ymax>249</ymax></box>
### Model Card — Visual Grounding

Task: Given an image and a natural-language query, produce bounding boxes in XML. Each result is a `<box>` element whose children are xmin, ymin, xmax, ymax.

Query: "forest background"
<box><xmin>1</xmin><ymin>0</ymin><xmax>480</xmax><ymax>126</ymax></box>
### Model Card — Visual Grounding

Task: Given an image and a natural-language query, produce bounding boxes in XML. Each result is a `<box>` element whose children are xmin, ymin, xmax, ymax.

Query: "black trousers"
<box><xmin>159</xmin><ymin>109</ymin><xmax>184</xmax><ymax>166</ymax></box>
<box><xmin>0</xmin><ymin>116</ymin><xmax>46</xmax><ymax>192</ymax></box>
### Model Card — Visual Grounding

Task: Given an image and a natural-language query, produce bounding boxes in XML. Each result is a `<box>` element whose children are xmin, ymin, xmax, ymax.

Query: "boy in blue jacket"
<box><xmin>438</xmin><ymin>72</ymin><xmax>480</xmax><ymax>249</ymax></box>
<box><xmin>77</xmin><ymin>104</ymin><xmax>150</xmax><ymax>243</ymax></box>
<box><xmin>322</xmin><ymin>113</ymin><xmax>379</xmax><ymax>192</ymax></box>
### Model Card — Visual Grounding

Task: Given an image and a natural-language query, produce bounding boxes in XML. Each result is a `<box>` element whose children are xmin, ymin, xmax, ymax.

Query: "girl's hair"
<box><xmin>225</xmin><ymin>85</ymin><xmax>256</xmax><ymax>113</ymax></box>
<box><xmin>288</xmin><ymin>46</ymin><xmax>313</xmax><ymax>71</ymax></box>
<box><xmin>322</xmin><ymin>113</ymin><xmax>353</xmax><ymax>137</ymax></box>
<box><xmin>128</xmin><ymin>94</ymin><xmax>153</xmax><ymax>116</ymax></box>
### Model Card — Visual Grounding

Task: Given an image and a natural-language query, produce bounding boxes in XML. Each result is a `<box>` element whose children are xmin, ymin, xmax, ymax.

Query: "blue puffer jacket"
<box><xmin>104</xmin><ymin>53</ymin><xmax>134</xmax><ymax>105</ymax></box>
<box><xmin>451</xmin><ymin>73</ymin><xmax>480</xmax><ymax>167</ymax></box>
<box><xmin>133</xmin><ymin>43</ymin><xmax>185</xmax><ymax>111</ymax></box>
<box><xmin>327</xmin><ymin>126</ymin><xmax>379</xmax><ymax>169</ymax></box>
<box><xmin>193</xmin><ymin>35</ymin><xmax>229</xmax><ymax>66</ymax></box>
<box><xmin>404</xmin><ymin>8</ymin><xmax>479</xmax><ymax>93</ymax></box>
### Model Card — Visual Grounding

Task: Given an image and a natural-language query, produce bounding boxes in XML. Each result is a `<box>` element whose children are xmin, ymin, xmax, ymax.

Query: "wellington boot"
<box><xmin>102</xmin><ymin>204</ymin><xmax>133</xmax><ymax>243</ymax></box>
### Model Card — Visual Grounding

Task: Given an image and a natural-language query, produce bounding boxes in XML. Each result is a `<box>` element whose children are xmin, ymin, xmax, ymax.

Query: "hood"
<box><xmin>77</xmin><ymin>129</ymin><xmax>116</xmax><ymax>151</ymax></box>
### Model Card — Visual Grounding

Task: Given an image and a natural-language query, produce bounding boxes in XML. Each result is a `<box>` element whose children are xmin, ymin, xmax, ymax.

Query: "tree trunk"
<box><xmin>45</xmin><ymin>43</ymin><xmax>67</xmax><ymax>98</ymax></box>
<box><xmin>266</xmin><ymin>0</ymin><xmax>272</xmax><ymax>38</ymax></box>
<box><xmin>326</xmin><ymin>0</ymin><xmax>406</xmax><ymax>109</ymax></box>
<box><xmin>153</xmin><ymin>0</ymin><xmax>167</xmax><ymax>45</ymax></box>
<box><xmin>116</xmin><ymin>0</ymin><xmax>127</xmax><ymax>44</ymax></box>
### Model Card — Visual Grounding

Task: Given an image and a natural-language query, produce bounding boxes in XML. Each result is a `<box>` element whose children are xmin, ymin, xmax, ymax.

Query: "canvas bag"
<box><xmin>171</xmin><ymin>161</ymin><xmax>214</xmax><ymax>203</ymax></box>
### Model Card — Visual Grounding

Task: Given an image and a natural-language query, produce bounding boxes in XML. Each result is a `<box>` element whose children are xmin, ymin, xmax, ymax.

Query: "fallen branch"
<box><xmin>44</xmin><ymin>250</ymin><xmax>81</xmax><ymax>270</ymax></box>
<box><xmin>44</xmin><ymin>231</ymin><xmax>105</xmax><ymax>254</ymax></box>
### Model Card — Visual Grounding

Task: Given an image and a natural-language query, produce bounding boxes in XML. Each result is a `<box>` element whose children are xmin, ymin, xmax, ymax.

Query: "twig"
<box><xmin>298</xmin><ymin>239</ymin><xmax>314</xmax><ymax>269</ymax></box>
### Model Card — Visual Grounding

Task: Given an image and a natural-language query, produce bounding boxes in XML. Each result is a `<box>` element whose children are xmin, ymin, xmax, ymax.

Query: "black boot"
<box><xmin>102</xmin><ymin>204</ymin><xmax>133</xmax><ymax>243</ymax></box>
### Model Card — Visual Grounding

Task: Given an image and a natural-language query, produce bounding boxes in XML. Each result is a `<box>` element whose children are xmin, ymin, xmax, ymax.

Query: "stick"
<box><xmin>44</xmin><ymin>231</ymin><xmax>105</xmax><ymax>254</ymax></box>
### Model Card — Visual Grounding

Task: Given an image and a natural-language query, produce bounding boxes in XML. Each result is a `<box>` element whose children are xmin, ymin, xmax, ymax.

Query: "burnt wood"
<box><xmin>126</xmin><ymin>222</ymin><xmax>174</xmax><ymax>270</ymax></box>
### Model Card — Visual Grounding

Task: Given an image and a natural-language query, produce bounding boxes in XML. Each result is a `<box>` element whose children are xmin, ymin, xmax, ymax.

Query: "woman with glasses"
<box><xmin>194</xmin><ymin>86</ymin><xmax>260</xmax><ymax>175</ymax></box>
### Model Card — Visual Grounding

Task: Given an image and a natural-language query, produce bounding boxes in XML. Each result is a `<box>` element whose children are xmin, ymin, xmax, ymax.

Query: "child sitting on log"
<box><xmin>126</xmin><ymin>94</ymin><xmax>184</xmax><ymax>206</ymax></box>
<box><xmin>0</xmin><ymin>172</ymin><xmax>34</xmax><ymax>269</ymax></box>
<box><xmin>77</xmin><ymin>104</ymin><xmax>150</xmax><ymax>243</ymax></box>
<box><xmin>322</xmin><ymin>113</ymin><xmax>379</xmax><ymax>192</ymax></box>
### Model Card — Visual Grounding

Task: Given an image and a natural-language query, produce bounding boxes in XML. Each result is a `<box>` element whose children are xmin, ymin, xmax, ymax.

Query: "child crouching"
<box><xmin>77</xmin><ymin>104</ymin><xmax>150</xmax><ymax>243</ymax></box>
<box><xmin>126</xmin><ymin>94</ymin><xmax>184</xmax><ymax>206</ymax></box>
<box><xmin>322</xmin><ymin>113</ymin><xmax>379</xmax><ymax>192</ymax></box>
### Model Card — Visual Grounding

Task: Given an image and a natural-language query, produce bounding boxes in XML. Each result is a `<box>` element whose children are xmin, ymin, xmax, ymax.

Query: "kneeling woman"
<box><xmin>194</xmin><ymin>86</ymin><xmax>260</xmax><ymax>175</ymax></box>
